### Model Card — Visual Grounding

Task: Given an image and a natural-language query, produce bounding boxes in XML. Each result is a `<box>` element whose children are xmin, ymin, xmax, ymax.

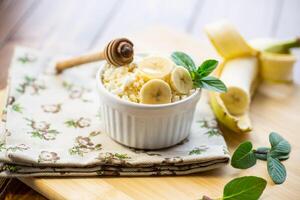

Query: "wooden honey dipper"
<box><xmin>55</xmin><ymin>38</ymin><xmax>134</xmax><ymax>73</ymax></box>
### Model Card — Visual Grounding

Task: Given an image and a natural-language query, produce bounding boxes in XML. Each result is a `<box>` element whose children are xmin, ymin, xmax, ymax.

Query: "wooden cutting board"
<box><xmin>1</xmin><ymin>27</ymin><xmax>300</xmax><ymax>200</ymax></box>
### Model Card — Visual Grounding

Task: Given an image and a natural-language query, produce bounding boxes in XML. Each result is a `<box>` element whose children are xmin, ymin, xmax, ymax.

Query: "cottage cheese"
<box><xmin>101</xmin><ymin>62</ymin><xmax>195</xmax><ymax>104</ymax></box>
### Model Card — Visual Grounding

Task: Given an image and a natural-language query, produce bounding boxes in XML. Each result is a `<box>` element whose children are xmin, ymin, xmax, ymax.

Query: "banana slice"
<box><xmin>140</xmin><ymin>79</ymin><xmax>172</xmax><ymax>104</ymax></box>
<box><xmin>205</xmin><ymin>20</ymin><xmax>257</xmax><ymax>59</ymax></box>
<box><xmin>220</xmin><ymin>87</ymin><xmax>249</xmax><ymax>116</ymax></box>
<box><xmin>170</xmin><ymin>66</ymin><xmax>193</xmax><ymax>94</ymax></box>
<box><xmin>138</xmin><ymin>56</ymin><xmax>174</xmax><ymax>80</ymax></box>
<box><xmin>219</xmin><ymin>56</ymin><xmax>258</xmax><ymax>116</ymax></box>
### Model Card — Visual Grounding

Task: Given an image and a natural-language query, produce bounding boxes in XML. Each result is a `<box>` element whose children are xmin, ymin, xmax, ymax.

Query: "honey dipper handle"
<box><xmin>55</xmin><ymin>52</ymin><xmax>105</xmax><ymax>73</ymax></box>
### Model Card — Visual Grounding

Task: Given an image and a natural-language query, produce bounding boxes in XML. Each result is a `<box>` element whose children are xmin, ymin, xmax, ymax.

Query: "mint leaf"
<box><xmin>267</xmin><ymin>156</ymin><xmax>286</xmax><ymax>184</ymax></box>
<box><xmin>269</xmin><ymin>132</ymin><xmax>291</xmax><ymax>158</ymax></box>
<box><xmin>276</xmin><ymin>154</ymin><xmax>290</xmax><ymax>161</ymax></box>
<box><xmin>223</xmin><ymin>176</ymin><xmax>267</xmax><ymax>200</ymax></box>
<box><xmin>197</xmin><ymin>59</ymin><xmax>218</xmax><ymax>78</ymax></box>
<box><xmin>200</xmin><ymin>76</ymin><xmax>227</xmax><ymax>93</ymax></box>
<box><xmin>254</xmin><ymin>147</ymin><xmax>270</xmax><ymax>161</ymax></box>
<box><xmin>231</xmin><ymin>141</ymin><xmax>256</xmax><ymax>169</ymax></box>
<box><xmin>255</xmin><ymin>153</ymin><xmax>268</xmax><ymax>161</ymax></box>
<box><xmin>171</xmin><ymin>51</ymin><xmax>196</xmax><ymax>73</ymax></box>
<box><xmin>170</xmin><ymin>51</ymin><xmax>227</xmax><ymax>93</ymax></box>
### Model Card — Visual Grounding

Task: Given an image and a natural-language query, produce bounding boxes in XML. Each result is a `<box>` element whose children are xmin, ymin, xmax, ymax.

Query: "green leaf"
<box><xmin>254</xmin><ymin>147</ymin><xmax>270</xmax><ymax>161</ymax></box>
<box><xmin>267</xmin><ymin>156</ymin><xmax>286</xmax><ymax>184</ymax></box>
<box><xmin>231</xmin><ymin>141</ymin><xmax>256</xmax><ymax>169</ymax></box>
<box><xmin>277</xmin><ymin>154</ymin><xmax>290</xmax><ymax>161</ymax></box>
<box><xmin>255</xmin><ymin>153</ymin><xmax>290</xmax><ymax>161</ymax></box>
<box><xmin>269</xmin><ymin>132</ymin><xmax>291</xmax><ymax>158</ymax></box>
<box><xmin>223</xmin><ymin>176</ymin><xmax>267</xmax><ymax>200</ymax></box>
<box><xmin>256</xmin><ymin>147</ymin><xmax>270</xmax><ymax>153</ymax></box>
<box><xmin>197</xmin><ymin>59</ymin><xmax>218</xmax><ymax>78</ymax></box>
<box><xmin>199</xmin><ymin>76</ymin><xmax>227</xmax><ymax>93</ymax></box>
<box><xmin>170</xmin><ymin>52</ymin><xmax>227</xmax><ymax>94</ymax></box>
<box><xmin>171</xmin><ymin>51</ymin><xmax>196</xmax><ymax>72</ymax></box>
<box><xmin>254</xmin><ymin>153</ymin><xmax>267</xmax><ymax>161</ymax></box>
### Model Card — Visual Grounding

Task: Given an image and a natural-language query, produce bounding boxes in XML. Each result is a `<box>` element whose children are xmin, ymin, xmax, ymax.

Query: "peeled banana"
<box><xmin>219</xmin><ymin>57</ymin><xmax>258</xmax><ymax>116</ymax></box>
<box><xmin>209</xmin><ymin>60</ymin><xmax>255</xmax><ymax>133</ymax></box>
<box><xmin>205</xmin><ymin>20</ymin><xmax>257</xmax><ymax>59</ymax></box>
<box><xmin>205</xmin><ymin>21</ymin><xmax>259</xmax><ymax>133</ymax></box>
<box><xmin>206</xmin><ymin>21</ymin><xmax>299</xmax><ymax>133</ymax></box>
<box><xmin>140</xmin><ymin>79</ymin><xmax>172</xmax><ymax>104</ymax></box>
<box><xmin>170</xmin><ymin>66</ymin><xmax>193</xmax><ymax>94</ymax></box>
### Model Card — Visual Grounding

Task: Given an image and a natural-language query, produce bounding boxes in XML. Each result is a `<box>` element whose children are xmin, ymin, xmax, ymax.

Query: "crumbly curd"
<box><xmin>101</xmin><ymin>61</ymin><xmax>195</xmax><ymax>104</ymax></box>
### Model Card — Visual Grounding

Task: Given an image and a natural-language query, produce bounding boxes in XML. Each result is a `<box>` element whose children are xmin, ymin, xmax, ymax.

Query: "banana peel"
<box><xmin>209</xmin><ymin>61</ymin><xmax>254</xmax><ymax>133</ymax></box>
<box><xmin>205</xmin><ymin>20</ymin><xmax>257</xmax><ymax>59</ymax></box>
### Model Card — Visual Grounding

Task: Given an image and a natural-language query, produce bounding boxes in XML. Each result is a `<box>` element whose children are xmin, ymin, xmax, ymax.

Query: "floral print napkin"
<box><xmin>0</xmin><ymin>47</ymin><xmax>230</xmax><ymax>177</ymax></box>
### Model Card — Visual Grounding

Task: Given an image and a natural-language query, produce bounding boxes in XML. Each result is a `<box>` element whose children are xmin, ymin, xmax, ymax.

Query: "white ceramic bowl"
<box><xmin>96</xmin><ymin>64</ymin><xmax>201</xmax><ymax>149</ymax></box>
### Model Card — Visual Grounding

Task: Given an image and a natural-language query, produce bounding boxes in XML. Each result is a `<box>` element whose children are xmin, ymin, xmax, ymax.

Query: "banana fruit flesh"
<box><xmin>259</xmin><ymin>52</ymin><xmax>295</xmax><ymax>83</ymax></box>
<box><xmin>210</xmin><ymin>92</ymin><xmax>252</xmax><ymax>133</ymax></box>
<box><xmin>140</xmin><ymin>79</ymin><xmax>172</xmax><ymax>104</ymax></box>
<box><xmin>205</xmin><ymin>20</ymin><xmax>257</xmax><ymax>59</ymax></box>
<box><xmin>137</xmin><ymin>56</ymin><xmax>194</xmax><ymax>104</ymax></box>
<box><xmin>219</xmin><ymin>57</ymin><xmax>258</xmax><ymax>116</ymax></box>
<box><xmin>138</xmin><ymin>56</ymin><xmax>174</xmax><ymax>80</ymax></box>
<box><xmin>250</xmin><ymin>39</ymin><xmax>298</xmax><ymax>83</ymax></box>
<box><xmin>170</xmin><ymin>66</ymin><xmax>193</xmax><ymax>94</ymax></box>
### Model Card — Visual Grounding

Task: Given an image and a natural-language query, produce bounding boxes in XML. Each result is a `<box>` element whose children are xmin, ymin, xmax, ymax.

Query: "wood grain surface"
<box><xmin>0</xmin><ymin>27</ymin><xmax>299</xmax><ymax>200</ymax></box>
<box><xmin>0</xmin><ymin>0</ymin><xmax>299</xmax><ymax>199</ymax></box>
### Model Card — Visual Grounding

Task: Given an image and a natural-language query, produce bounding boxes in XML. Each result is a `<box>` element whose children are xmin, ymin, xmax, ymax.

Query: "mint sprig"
<box><xmin>254</xmin><ymin>147</ymin><xmax>270</xmax><ymax>161</ymax></box>
<box><xmin>231</xmin><ymin>132</ymin><xmax>291</xmax><ymax>184</ymax></box>
<box><xmin>171</xmin><ymin>52</ymin><xmax>227</xmax><ymax>93</ymax></box>
<box><xmin>202</xmin><ymin>176</ymin><xmax>267</xmax><ymax>200</ymax></box>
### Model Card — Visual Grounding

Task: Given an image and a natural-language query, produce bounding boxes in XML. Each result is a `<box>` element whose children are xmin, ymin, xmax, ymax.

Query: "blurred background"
<box><xmin>0</xmin><ymin>0</ymin><xmax>299</xmax><ymax>199</ymax></box>
<box><xmin>0</xmin><ymin>0</ymin><xmax>300</xmax><ymax>87</ymax></box>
